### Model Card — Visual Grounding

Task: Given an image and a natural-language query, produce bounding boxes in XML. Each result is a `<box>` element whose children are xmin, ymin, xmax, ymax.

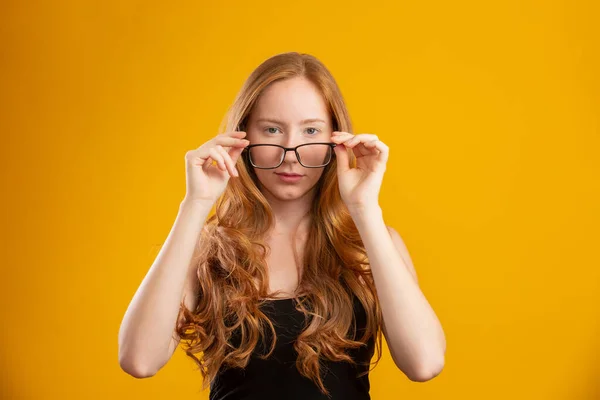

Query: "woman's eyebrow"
<box><xmin>256</xmin><ymin>118</ymin><xmax>327</xmax><ymax>125</ymax></box>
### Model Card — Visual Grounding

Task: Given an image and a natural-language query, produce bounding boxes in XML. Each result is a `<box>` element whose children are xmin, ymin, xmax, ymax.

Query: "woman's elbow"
<box><xmin>119</xmin><ymin>355</ymin><xmax>158</xmax><ymax>379</ymax></box>
<box><xmin>407</xmin><ymin>355</ymin><xmax>445</xmax><ymax>382</ymax></box>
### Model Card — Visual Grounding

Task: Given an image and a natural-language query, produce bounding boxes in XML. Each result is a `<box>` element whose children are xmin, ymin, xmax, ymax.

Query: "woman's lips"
<box><xmin>276</xmin><ymin>173</ymin><xmax>303</xmax><ymax>182</ymax></box>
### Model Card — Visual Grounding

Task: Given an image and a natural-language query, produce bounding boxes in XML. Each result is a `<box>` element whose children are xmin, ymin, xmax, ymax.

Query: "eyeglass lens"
<box><xmin>248</xmin><ymin>144</ymin><xmax>332</xmax><ymax>168</ymax></box>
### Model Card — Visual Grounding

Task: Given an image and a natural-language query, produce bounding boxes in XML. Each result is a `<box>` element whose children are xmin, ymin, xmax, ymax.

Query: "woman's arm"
<box><xmin>118</xmin><ymin>198</ymin><xmax>212</xmax><ymax>378</ymax></box>
<box><xmin>351</xmin><ymin>205</ymin><xmax>446</xmax><ymax>382</ymax></box>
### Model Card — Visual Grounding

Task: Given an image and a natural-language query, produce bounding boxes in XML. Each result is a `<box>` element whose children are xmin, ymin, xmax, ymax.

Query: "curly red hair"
<box><xmin>174</xmin><ymin>52</ymin><xmax>384</xmax><ymax>397</ymax></box>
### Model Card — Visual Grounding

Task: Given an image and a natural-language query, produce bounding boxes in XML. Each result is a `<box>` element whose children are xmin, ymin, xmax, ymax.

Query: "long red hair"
<box><xmin>175</xmin><ymin>52</ymin><xmax>383</xmax><ymax>397</ymax></box>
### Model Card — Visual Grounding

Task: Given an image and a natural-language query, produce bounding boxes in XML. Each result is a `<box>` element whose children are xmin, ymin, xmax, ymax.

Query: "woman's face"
<box><xmin>244</xmin><ymin>76</ymin><xmax>334</xmax><ymax>202</ymax></box>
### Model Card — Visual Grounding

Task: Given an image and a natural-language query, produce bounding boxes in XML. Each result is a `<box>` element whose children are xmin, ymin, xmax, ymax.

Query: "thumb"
<box><xmin>228</xmin><ymin>145</ymin><xmax>246</xmax><ymax>163</ymax></box>
<box><xmin>333</xmin><ymin>144</ymin><xmax>350</xmax><ymax>174</ymax></box>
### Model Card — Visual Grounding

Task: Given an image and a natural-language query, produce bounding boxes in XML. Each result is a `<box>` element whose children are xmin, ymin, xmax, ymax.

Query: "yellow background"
<box><xmin>1</xmin><ymin>1</ymin><xmax>599</xmax><ymax>399</ymax></box>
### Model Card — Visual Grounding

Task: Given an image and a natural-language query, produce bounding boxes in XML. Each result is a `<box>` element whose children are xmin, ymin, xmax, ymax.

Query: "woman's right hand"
<box><xmin>183</xmin><ymin>130</ymin><xmax>250</xmax><ymax>204</ymax></box>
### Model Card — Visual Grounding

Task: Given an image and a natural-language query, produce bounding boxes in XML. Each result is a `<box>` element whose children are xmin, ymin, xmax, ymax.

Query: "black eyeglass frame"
<box><xmin>242</xmin><ymin>142</ymin><xmax>337</xmax><ymax>169</ymax></box>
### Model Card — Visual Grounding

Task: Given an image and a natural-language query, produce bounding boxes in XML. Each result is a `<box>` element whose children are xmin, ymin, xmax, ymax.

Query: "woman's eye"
<box><xmin>264</xmin><ymin>127</ymin><xmax>320</xmax><ymax>134</ymax></box>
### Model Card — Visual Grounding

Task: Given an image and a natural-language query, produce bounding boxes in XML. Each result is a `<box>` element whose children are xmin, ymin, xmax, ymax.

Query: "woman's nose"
<box><xmin>282</xmin><ymin>146</ymin><xmax>300</xmax><ymax>163</ymax></box>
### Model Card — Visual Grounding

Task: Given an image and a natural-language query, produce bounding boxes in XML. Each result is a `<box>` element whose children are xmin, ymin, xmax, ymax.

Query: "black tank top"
<box><xmin>209</xmin><ymin>294</ymin><xmax>376</xmax><ymax>400</ymax></box>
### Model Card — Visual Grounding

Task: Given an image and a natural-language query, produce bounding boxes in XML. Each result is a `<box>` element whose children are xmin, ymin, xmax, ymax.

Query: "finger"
<box><xmin>216</xmin><ymin>136</ymin><xmax>250</xmax><ymax>149</ymax></box>
<box><xmin>201</xmin><ymin>155</ymin><xmax>212</xmax><ymax>172</ymax></box>
<box><xmin>371</xmin><ymin>140</ymin><xmax>389</xmax><ymax>161</ymax></box>
<box><xmin>228</xmin><ymin>143</ymin><xmax>246</xmax><ymax>162</ymax></box>
<box><xmin>216</xmin><ymin>145</ymin><xmax>238</xmax><ymax>177</ymax></box>
<box><xmin>195</xmin><ymin>133</ymin><xmax>240</xmax><ymax>153</ymax></box>
<box><xmin>351</xmin><ymin>134</ymin><xmax>379</xmax><ymax>143</ymax></box>
<box><xmin>228</xmin><ymin>145</ymin><xmax>247</xmax><ymax>171</ymax></box>
<box><xmin>209</xmin><ymin>148</ymin><xmax>226</xmax><ymax>171</ymax></box>
<box><xmin>331</xmin><ymin>133</ymin><xmax>352</xmax><ymax>143</ymax></box>
<box><xmin>187</xmin><ymin>148</ymin><xmax>222</xmax><ymax>172</ymax></box>
<box><xmin>333</xmin><ymin>144</ymin><xmax>350</xmax><ymax>174</ymax></box>
<box><xmin>227</xmin><ymin>130</ymin><xmax>247</xmax><ymax>138</ymax></box>
<box><xmin>346</xmin><ymin>135</ymin><xmax>360</xmax><ymax>147</ymax></box>
<box><xmin>335</xmin><ymin>134</ymin><xmax>378</xmax><ymax>147</ymax></box>
<box><xmin>375</xmin><ymin>140</ymin><xmax>389</xmax><ymax>154</ymax></box>
<box><xmin>332</xmin><ymin>131</ymin><xmax>352</xmax><ymax>138</ymax></box>
<box><xmin>362</xmin><ymin>140</ymin><xmax>381</xmax><ymax>156</ymax></box>
<box><xmin>196</xmin><ymin>150</ymin><xmax>213</xmax><ymax>172</ymax></box>
<box><xmin>201</xmin><ymin>132</ymin><xmax>245</xmax><ymax>151</ymax></box>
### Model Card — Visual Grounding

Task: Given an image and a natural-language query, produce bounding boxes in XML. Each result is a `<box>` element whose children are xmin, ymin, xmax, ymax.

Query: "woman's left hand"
<box><xmin>331</xmin><ymin>131</ymin><xmax>389</xmax><ymax>213</ymax></box>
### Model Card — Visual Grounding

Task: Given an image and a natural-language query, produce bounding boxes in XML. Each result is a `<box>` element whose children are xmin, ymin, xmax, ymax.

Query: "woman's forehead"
<box><xmin>251</xmin><ymin>79</ymin><xmax>329</xmax><ymax>123</ymax></box>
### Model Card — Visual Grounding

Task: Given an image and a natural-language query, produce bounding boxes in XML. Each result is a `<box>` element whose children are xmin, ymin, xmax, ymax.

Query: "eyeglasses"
<box><xmin>242</xmin><ymin>143</ymin><xmax>337</xmax><ymax>169</ymax></box>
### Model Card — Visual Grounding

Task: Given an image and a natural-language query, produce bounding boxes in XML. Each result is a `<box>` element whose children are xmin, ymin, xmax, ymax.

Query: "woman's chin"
<box><xmin>262</xmin><ymin>182</ymin><xmax>314</xmax><ymax>201</ymax></box>
<box><xmin>271</xmin><ymin>187</ymin><xmax>305</xmax><ymax>200</ymax></box>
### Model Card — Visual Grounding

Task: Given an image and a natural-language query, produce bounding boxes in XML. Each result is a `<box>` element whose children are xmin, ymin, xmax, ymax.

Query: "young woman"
<box><xmin>118</xmin><ymin>52</ymin><xmax>446</xmax><ymax>399</ymax></box>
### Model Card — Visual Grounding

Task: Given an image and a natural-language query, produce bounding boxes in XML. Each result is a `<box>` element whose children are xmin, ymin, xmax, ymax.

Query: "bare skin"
<box><xmin>244</xmin><ymin>76</ymin><xmax>334</xmax><ymax>298</ymax></box>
